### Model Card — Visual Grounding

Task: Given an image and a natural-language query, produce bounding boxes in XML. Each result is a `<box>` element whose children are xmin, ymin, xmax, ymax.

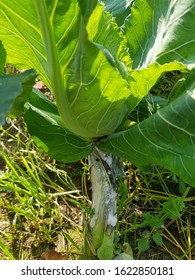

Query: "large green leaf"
<box><xmin>24</xmin><ymin>91</ymin><xmax>92</xmax><ymax>163</ymax></box>
<box><xmin>86</xmin><ymin>3</ymin><xmax>132</xmax><ymax>76</ymax></box>
<box><xmin>66</xmin><ymin>1</ymin><xmax>132</xmax><ymax>138</ymax></box>
<box><xmin>127</xmin><ymin>61</ymin><xmax>187</xmax><ymax>109</ymax></box>
<box><xmin>0</xmin><ymin>2</ymin><xmax>45</xmax><ymax>77</ymax></box>
<box><xmin>101</xmin><ymin>0</ymin><xmax>133</xmax><ymax>26</ymax></box>
<box><xmin>0</xmin><ymin>0</ymin><xmax>84</xmax><ymax>137</ymax></box>
<box><xmin>0</xmin><ymin>0</ymin><xmax>132</xmax><ymax>139</ymax></box>
<box><xmin>0</xmin><ymin>41</ymin><xmax>6</xmax><ymax>72</ymax></box>
<box><xmin>97</xmin><ymin>71</ymin><xmax>195</xmax><ymax>187</ymax></box>
<box><xmin>125</xmin><ymin>0</ymin><xmax>195</xmax><ymax>69</ymax></box>
<box><xmin>0</xmin><ymin>69</ymin><xmax>36</xmax><ymax>125</ymax></box>
<box><xmin>78</xmin><ymin>0</ymin><xmax>98</xmax><ymax>21</ymax></box>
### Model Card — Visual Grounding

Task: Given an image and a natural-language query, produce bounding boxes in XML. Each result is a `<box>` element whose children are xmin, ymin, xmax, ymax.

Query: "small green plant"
<box><xmin>136</xmin><ymin>196</ymin><xmax>186</xmax><ymax>255</ymax></box>
<box><xmin>0</xmin><ymin>0</ymin><xmax>195</xmax><ymax>259</ymax></box>
<box><xmin>115</xmin><ymin>167</ymin><xmax>195</xmax><ymax>259</ymax></box>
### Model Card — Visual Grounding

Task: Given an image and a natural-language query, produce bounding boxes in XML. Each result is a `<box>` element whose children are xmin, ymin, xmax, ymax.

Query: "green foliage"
<box><xmin>117</xmin><ymin>177</ymin><xmax>129</xmax><ymax>211</ymax></box>
<box><xmin>0</xmin><ymin>41</ymin><xmax>6</xmax><ymax>72</ymax></box>
<box><xmin>162</xmin><ymin>197</ymin><xmax>185</xmax><ymax>220</ymax></box>
<box><xmin>0</xmin><ymin>0</ymin><xmax>194</xmax><ymax>186</ymax></box>
<box><xmin>1</xmin><ymin>118</ymin><xmax>194</xmax><ymax>259</ymax></box>
<box><xmin>142</xmin><ymin>213</ymin><xmax>163</xmax><ymax>229</ymax></box>
<box><xmin>0</xmin><ymin>70</ymin><xmax>36</xmax><ymax>125</ymax></box>
<box><xmin>97</xmin><ymin>232</ymin><xmax>114</xmax><ymax>260</ymax></box>
<box><xmin>24</xmin><ymin>91</ymin><xmax>92</xmax><ymax>163</ymax></box>
<box><xmin>98</xmin><ymin>70</ymin><xmax>195</xmax><ymax>187</ymax></box>
<box><xmin>152</xmin><ymin>233</ymin><xmax>163</xmax><ymax>246</ymax></box>
<box><xmin>138</xmin><ymin>236</ymin><xmax>149</xmax><ymax>253</ymax></box>
<box><xmin>0</xmin><ymin>0</ymin><xmax>195</xmax><ymax>260</ymax></box>
<box><xmin>102</xmin><ymin>0</ymin><xmax>133</xmax><ymax>26</ymax></box>
<box><xmin>135</xmin><ymin>196</ymin><xmax>186</xmax><ymax>254</ymax></box>
<box><xmin>125</xmin><ymin>0</ymin><xmax>195</xmax><ymax>69</ymax></box>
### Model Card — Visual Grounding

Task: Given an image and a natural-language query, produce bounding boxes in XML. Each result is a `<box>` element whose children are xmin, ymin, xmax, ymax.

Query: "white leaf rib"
<box><xmin>157</xmin><ymin>110</ymin><xmax>195</xmax><ymax>138</ymax></box>
<box><xmin>179</xmin><ymin>155</ymin><xmax>193</xmax><ymax>178</ymax></box>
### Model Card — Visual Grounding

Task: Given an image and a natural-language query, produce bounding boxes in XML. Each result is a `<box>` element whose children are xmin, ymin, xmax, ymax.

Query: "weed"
<box><xmin>116</xmin><ymin>165</ymin><xmax>195</xmax><ymax>260</ymax></box>
<box><xmin>0</xmin><ymin>118</ymin><xmax>88</xmax><ymax>259</ymax></box>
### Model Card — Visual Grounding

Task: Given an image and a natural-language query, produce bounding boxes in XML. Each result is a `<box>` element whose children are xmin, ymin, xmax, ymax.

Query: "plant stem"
<box><xmin>86</xmin><ymin>148</ymin><xmax>123</xmax><ymax>259</ymax></box>
<box><xmin>33</xmin><ymin>0</ymin><xmax>92</xmax><ymax>139</ymax></box>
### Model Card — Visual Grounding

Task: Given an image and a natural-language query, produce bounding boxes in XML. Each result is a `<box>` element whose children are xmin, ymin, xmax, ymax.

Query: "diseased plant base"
<box><xmin>85</xmin><ymin>148</ymin><xmax>122</xmax><ymax>259</ymax></box>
